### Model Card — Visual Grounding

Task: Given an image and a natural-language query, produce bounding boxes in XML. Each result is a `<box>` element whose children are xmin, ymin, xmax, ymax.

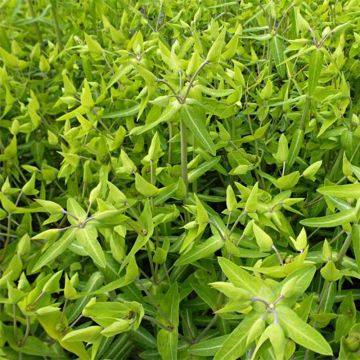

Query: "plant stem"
<box><xmin>305</xmin><ymin>280</ymin><xmax>333</xmax><ymax>360</ymax></box>
<box><xmin>272</xmin><ymin>244</ymin><xmax>284</xmax><ymax>265</ymax></box>
<box><xmin>146</xmin><ymin>243</ymin><xmax>155</xmax><ymax>279</ymax></box>
<box><xmin>27</xmin><ymin>0</ymin><xmax>42</xmax><ymax>45</ymax></box>
<box><xmin>229</xmin><ymin>211</ymin><xmax>245</xmax><ymax>235</ymax></box>
<box><xmin>336</xmin><ymin>231</ymin><xmax>352</xmax><ymax>265</ymax></box>
<box><xmin>70</xmin><ymin>314</ymin><xmax>83</xmax><ymax>328</ymax></box>
<box><xmin>168</xmin><ymin>122</ymin><xmax>173</xmax><ymax>163</ymax></box>
<box><xmin>156</xmin><ymin>79</ymin><xmax>182</xmax><ymax>102</ymax></box>
<box><xmin>0</xmin><ymin>192</ymin><xmax>22</xmax><ymax>262</ymax></box>
<box><xmin>50</xmin><ymin>0</ymin><xmax>62</xmax><ymax>49</ymax></box>
<box><xmin>20</xmin><ymin>316</ymin><xmax>30</xmax><ymax>346</ymax></box>
<box><xmin>13</xmin><ymin>304</ymin><xmax>17</xmax><ymax>340</ymax></box>
<box><xmin>195</xmin><ymin>314</ymin><xmax>218</xmax><ymax>342</ymax></box>
<box><xmin>180</xmin><ymin>118</ymin><xmax>188</xmax><ymax>194</ymax></box>
<box><xmin>182</xmin><ymin>59</ymin><xmax>208</xmax><ymax>101</ymax></box>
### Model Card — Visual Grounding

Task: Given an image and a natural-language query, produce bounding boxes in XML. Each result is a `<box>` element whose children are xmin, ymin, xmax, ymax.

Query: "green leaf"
<box><xmin>190</xmin><ymin>335</ymin><xmax>228</xmax><ymax>356</ymax></box>
<box><xmin>207</xmin><ymin>28</ymin><xmax>226</xmax><ymax>62</ymax></box>
<box><xmin>303</xmin><ymin>160</ymin><xmax>322</xmax><ymax>180</ymax></box>
<box><xmin>253</xmin><ymin>223</ymin><xmax>273</xmax><ymax>252</ymax></box>
<box><xmin>35</xmin><ymin>199</ymin><xmax>64</xmax><ymax>213</ymax></box>
<box><xmin>43</xmin><ymin>271</ymin><xmax>62</xmax><ymax>293</ymax></box>
<box><xmin>275</xmin><ymin>171</ymin><xmax>300</xmax><ymax>190</ymax></box>
<box><xmin>210</xmin><ymin>282</ymin><xmax>251</xmax><ymax>300</ymax></box>
<box><xmin>67</xmin><ymin>197</ymin><xmax>87</xmax><ymax>223</ymax></box>
<box><xmin>157</xmin><ymin>329</ymin><xmax>178</xmax><ymax>360</ymax></box>
<box><xmin>280</xmin><ymin>265</ymin><xmax>316</xmax><ymax>299</ymax></box>
<box><xmin>188</xmin><ymin>157</ymin><xmax>221</xmax><ymax>183</ymax></box>
<box><xmin>103</xmin><ymin>104</ymin><xmax>140</xmax><ymax>119</ymax></box>
<box><xmin>76</xmin><ymin>226</ymin><xmax>106</xmax><ymax>268</ymax></box>
<box><xmin>31</xmin><ymin>228</ymin><xmax>76</xmax><ymax>273</ymax></box>
<box><xmin>246</xmin><ymin>317</ymin><xmax>266</xmax><ymax>346</ymax></box>
<box><xmin>62</xmin><ymin>326</ymin><xmax>102</xmax><ymax>343</ymax></box>
<box><xmin>308</xmin><ymin>48</ymin><xmax>324</xmax><ymax>96</ymax></box>
<box><xmin>175</xmin><ymin>234</ymin><xmax>223</xmax><ymax>266</ymax></box>
<box><xmin>317</xmin><ymin>184</ymin><xmax>360</xmax><ymax>198</ymax></box>
<box><xmin>226</xmin><ymin>185</ymin><xmax>237</xmax><ymax>212</ymax></box>
<box><xmin>245</xmin><ymin>182</ymin><xmax>258</xmax><ymax>213</ymax></box>
<box><xmin>66</xmin><ymin>272</ymin><xmax>104</xmax><ymax>323</ymax></box>
<box><xmin>352</xmin><ymin>224</ymin><xmax>360</xmax><ymax>271</ymax></box>
<box><xmin>130</xmin><ymin>101</ymin><xmax>180</xmax><ymax>136</ymax></box>
<box><xmin>81</xmin><ymin>79</ymin><xmax>94</xmax><ymax>109</ymax></box>
<box><xmin>214</xmin><ymin>312</ymin><xmax>258</xmax><ymax>360</ymax></box>
<box><xmin>135</xmin><ymin>173</ymin><xmax>159</xmax><ymax>197</ymax></box>
<box><xmin>217</xmin><ymin>257</ymin><xmax>265</xmax><ymax>297</ymax></box>
<box><xmin>300</xmin><ymin>208</ymin><xmax>356</xmax><ymax>228</ymax></box>
<box><xmin>182</xmin><ymin>105</ymin><xmax>216</xmax><ymax>156</ymax></box>
<box><xmin>277</xmin><ymin>305</ymin><xmax>333</xmax><ymax>355</ymax></box>
<box><xmin>157</xmin><ymin>283</ymin><xmax>179</xmax><ymax>360</ymax></box>
<box><xmin>85</xmin><ymin>33</ymin><xmax>103</xmax><ymax>55</ymax></box>
<box><xmin>320</xmin><ymin>261</ymin><xmax>341</xmax><ymax>281</ymax></box>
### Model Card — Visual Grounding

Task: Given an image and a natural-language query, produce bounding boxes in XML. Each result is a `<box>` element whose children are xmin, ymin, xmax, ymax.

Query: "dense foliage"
<box><xmin>1</xmin><ymin>0</ymin><xmax>360</xmax><ymax>358</ymax></box>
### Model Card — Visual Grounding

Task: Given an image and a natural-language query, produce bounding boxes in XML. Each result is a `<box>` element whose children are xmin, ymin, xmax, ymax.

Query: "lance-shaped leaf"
<box><xmin>182</xmin><ymin>105</ymin><xmax>216</xmax><ymax>156</ymax></box>
<box><xmin>135</xmin><ymin>173</ymin><xmax>159</xmax><ymax>197</ymax></box>
<box><xmin>65</xmin><ymin>272</ymin><xmax>104</xmax><ymax>323</ymax></box>
<box><xmin>76</xmin><ymin>226</ymin><xmax>106</xmax><ymax>268</ymax></box>
<box><xmin>250</xmin><ymin>323</ymin><xmax>285</xmax><ymax>360</ymax></box>
<box><xmin>317</xmin><ymin>184</ymin><xmax>360</xmax><ymax>198</ymax></box>
<box><xmin>252</xmin><ymin>223</ymin><xmax>273</xmax><ymax>252</ymax></box>
<box><xmin>214</xmin><ymin>312</ymin><xmax>258</xmax><ymax>360</ymax></box>
<box><xmin>207</xmin><ymin>28</ymin><xmax>226</xmax><ymax>62</ymax></box>
<box><xmin>190</xmin><ymin>335</ymin><xmax>228</xmax><ymax>356</ymax></box>
<box><xmin>157</xmin><ymin>284</ymin><xmax>179</xmax><ymax>359</ymax></box>
<box><xmin>300</xmin><ymin>208</ymin><xmax>356</xmax><ymax>228</ymax></box>
<box><xmin>277</xmin><ymin>305</ymin><xmax>333</xmax><ymax>355</ymax></box>
<box><xmin>31</xmin><ymin>228</ymin><xmax>76</xmax><ymax>273</ymax></box>
<box><xmin>83</xmin><ymin>299</ymin><xmax>144</xmax><ymax>330</ymax></box>
<box><xmin>62</xmin><ymin>326</ymin><xmax>102</xmax><ymax>343</ymax></box>
<box><xmin>352</xmin><ymin>224</ymin><xmax>360</xmax><ymax>270</ymax></box>
<box><xmin>157</xmin><ymin>329</ymin><xmax>178</xmax><ymax>360</ymax></box>
<box><xmin>217</xmin><ymin>257</ymin><xmax>265</xmax><ymax>298</ymax></box>
<box><xmin>103</xmin><ymin>104</ymin><xmax>140</xmax><ymax>119</ymax></box>
<box><xmin>175</xmin><ymin>234</ymin><xmax>223</xmax><ymax>266</ymax></box>
<box><xmin>188</xmin><ymin>157</ymin><xmax>220</xmax><ymax>183</ymax></box>
<box><xmin>130</xmin><ymin>101</ymin><xmax>180</xmax><ymax>135</ymax></box>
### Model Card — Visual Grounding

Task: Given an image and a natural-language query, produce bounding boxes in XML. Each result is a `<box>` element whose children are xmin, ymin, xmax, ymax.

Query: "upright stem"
<box><xmin>50</xmin><ymin>0</ymin><xmax>62</xmax><ymax>50</ymax></box>
<box><xmin>27</xmin><ymin>0</ymin><xmax>42</xmax><ymax>45</ymax></box>
<box><xmin>20</xmin><ymin>316</ymin><xmax>30</xmax><ymax>346</ymax></box>
<box><xmin>149</xmin><ymin>159</ymin><xmax>158</xmax><ymax>281</ymax></box>
<box><xmin>182</xmin><ymin>60</ymin><xmax>209</xmax><ymax>101</ymax></box>
<box><xmin>168</xmin><ymin>122</ymin><xmax>173</xmax><ymax>163</ymax></box>
<box><xmin>336</xmin><ymin>232</ymin><xmax>352</xmax><ymax>265</ymax></box>
<box><xmin>180</xmin><ymin>118</ymin><xmax>188</xmax><ymax>195</ymax></box>
<box><xmin>272</xmin><ymin>244</ymin><xmax>284</xmax><ymax>266</ymax></box>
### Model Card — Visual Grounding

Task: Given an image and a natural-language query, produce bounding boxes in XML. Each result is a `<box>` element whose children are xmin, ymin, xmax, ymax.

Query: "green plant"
<box><xmin>0</xmin><ymin>0</ymin><xmax>360</xmax><ymax>359</ymax></box>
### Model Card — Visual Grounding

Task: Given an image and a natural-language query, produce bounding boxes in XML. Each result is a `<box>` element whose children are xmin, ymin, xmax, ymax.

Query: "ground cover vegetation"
<box><xmin>0</xmin><ymin>0</ymin><xmax>360</xmax><ymax>358</ymax></box>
